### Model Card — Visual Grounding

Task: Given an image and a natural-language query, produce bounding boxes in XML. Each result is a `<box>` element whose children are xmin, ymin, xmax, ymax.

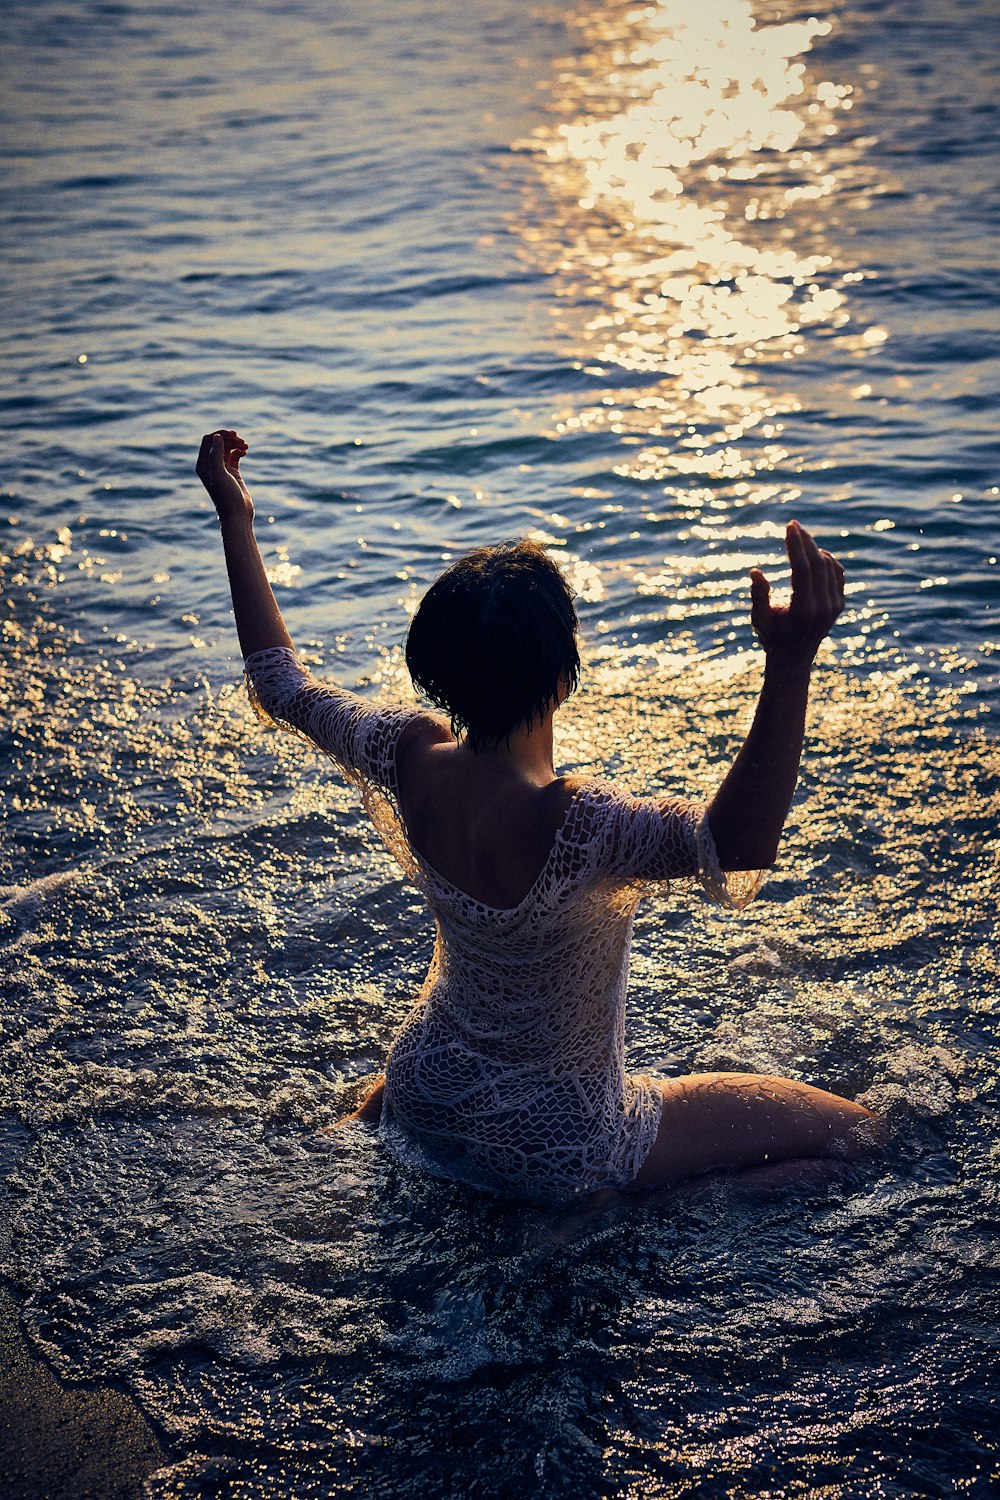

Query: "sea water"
<box><xmin>1</xmin><ymin>0</ymin><xmax>997</xmax><ymax>1494</ymax></box>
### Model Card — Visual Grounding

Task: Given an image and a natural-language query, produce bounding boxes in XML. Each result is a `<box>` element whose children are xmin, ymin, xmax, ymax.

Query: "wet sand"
<box><xmin>0</xmin><ymin>1285</ymin><xmax>167</xmax><ymax>1500</ymax></box>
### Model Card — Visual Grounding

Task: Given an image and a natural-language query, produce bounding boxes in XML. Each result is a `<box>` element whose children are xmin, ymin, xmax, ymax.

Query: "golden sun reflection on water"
<box><xmin>522</xmin><ymin>0</ymin><xmax>886</xmax><ymax>626</ymax></box>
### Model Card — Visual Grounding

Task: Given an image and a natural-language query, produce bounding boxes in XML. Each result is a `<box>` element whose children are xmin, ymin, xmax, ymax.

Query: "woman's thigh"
<box><xmin>631</xmin><ymin>1071</ymin><xmax>881</xmax><ymax>1190</ymax></box>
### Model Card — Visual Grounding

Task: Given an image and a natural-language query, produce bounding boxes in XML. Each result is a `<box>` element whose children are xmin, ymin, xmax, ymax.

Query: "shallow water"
<box><xmin>1</xmin><ymin>0</ymin><xmax>998</xmax><ymax>1495</ymax></box>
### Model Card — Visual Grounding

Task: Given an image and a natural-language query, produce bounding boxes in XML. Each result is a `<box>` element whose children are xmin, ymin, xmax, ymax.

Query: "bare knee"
<box><xmin>633</xmin><ymin>1071</ymin><xmax>883</xmax><ymax>1189</ymax></box>
<box><xmin>840</xmin><ymin>1098</ymin><xmax>888</xmax><ymax>1158</ymax></box>
<box><xmin>755</xmin><ymin>1074</ymin><xmax>884</xmax><ymax>1162</ymax></box>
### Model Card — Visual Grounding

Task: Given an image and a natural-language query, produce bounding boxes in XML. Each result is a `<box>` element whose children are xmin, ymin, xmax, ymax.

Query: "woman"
<box><xmin>198</xmin><ymin>429</ymin><xmax>879</xmax><ymax>1204</ymax></box>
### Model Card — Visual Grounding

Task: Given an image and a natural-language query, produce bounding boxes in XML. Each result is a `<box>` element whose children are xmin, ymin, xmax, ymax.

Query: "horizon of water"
<box><xmin>1</xmin><ymin>0</ymin><xmax>998</xmax><ymax>1496</ymax></box>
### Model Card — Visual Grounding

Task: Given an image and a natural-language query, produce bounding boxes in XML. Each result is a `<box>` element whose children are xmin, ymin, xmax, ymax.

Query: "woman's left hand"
<box><xmin>749</xmin><ymin>520</ymin><xmax>845</xmax><ymax>665</ymax></box>
<box><xmin>196</xmin><ymin>430</ymin><xmax>253</xmax><ymax>525</ymax></box>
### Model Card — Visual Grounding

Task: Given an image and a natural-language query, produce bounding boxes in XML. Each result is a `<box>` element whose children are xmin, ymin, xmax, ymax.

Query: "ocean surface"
<box><xmin>1</xmin><ymin>0</ymin><xmax>997</xmax><ymax>1494</ymax></box>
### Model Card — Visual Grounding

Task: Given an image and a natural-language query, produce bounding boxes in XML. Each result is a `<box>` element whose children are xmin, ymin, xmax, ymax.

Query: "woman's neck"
<box><xmin>467</xmin><ymin>709</ymin><xmax>558</xmax><ymax>786</ymax></box>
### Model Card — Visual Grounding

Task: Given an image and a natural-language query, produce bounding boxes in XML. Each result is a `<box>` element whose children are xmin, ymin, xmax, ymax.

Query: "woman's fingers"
<box><xmin>796</xmin><ymin>522</ymin><xmax>826</xmax><ymax>575</ymax></box>
<box><xmin>810</xmin><ymin>545</ymin><xmax>843</xmax><ymax>618</ymax></box>
<box><xmin>821</xmin><ymin>549</ymin><xmax>845</xmax><ymax>617</ymax></box>
<box><xmin>827</xmin><ymin>549</ymin><xmax>846</xmax><ymax>593</ymax></box>
<box><xmin>749</xmin><ymin>567</ymin><xmax>772</xmax><ymax>634</ymax></box>
<box><xmin>199</xmin><ymin>428</ymin><xmax>246</xmax><ymax>449</ymax></box>
<box><xmin>195</xmin><ymin>432</ymin><xmax>217</xmax><ymax>486</ymax></box>
<box><xmin>782</xmin><ymin>521</ymin><xmax>848</xmax><ymax>632</ymax></box>
<box><xmin>196</xmin><ymin>430</ymin><xmax>248</xmax><ymax>489</ymax></box>
<box><xmin>196</xmin><ymin>432</ymin><xmax>253</xmax><ymax>521</ymax></box>
<box><xmin>210</xmin><ymin>432</ymin><xmax>230</xmax><ymax>483</ymax></box>
<box><xmin>791</xmin><ymin>522</ymin><xmax>845</xmax><ymax>614</ymax></box>
<box><xmin>212</xmin><ymin>429</ymin><xmax>248</xmax><ymax>472</ymax></box>
<box><xmin>751</xmin><ymin>521</ymin><xmax>846</xmax><ymax>656</ymax></box>
<box><xmin>785</xmin><ymin>521</ymin><xmax>815</xmax><ymax>613</ymax></box>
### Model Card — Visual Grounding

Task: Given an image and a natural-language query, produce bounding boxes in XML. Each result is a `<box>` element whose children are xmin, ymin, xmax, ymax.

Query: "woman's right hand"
<box><xmin>196</xmin><ymin>430</ymin><xmax>253</xmax><ymax>525</ymax></box>
<box><xmin>749</xmin><ymin>520</ymin><xmax>845</xmax><ymax>663</ymax></box>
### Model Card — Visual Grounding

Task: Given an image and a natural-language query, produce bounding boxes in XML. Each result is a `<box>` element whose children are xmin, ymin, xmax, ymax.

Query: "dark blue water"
<box><xmin>1</xmin><ymin>0</ymin><xmax>998</xmax><ymax>1495</ymax></box>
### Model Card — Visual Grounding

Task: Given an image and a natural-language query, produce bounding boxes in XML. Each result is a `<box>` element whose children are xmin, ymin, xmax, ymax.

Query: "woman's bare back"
<box><xmin>394</xmin><ymin>715</ymin><xmax>581</xmax><ymax>911</ymax></box>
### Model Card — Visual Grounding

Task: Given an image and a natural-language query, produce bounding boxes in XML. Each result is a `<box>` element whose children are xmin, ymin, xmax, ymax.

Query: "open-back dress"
<box><xmin>245</xmin><ymin>647</ymin><xmax>762</xmax><ymax>1204</ymax></box>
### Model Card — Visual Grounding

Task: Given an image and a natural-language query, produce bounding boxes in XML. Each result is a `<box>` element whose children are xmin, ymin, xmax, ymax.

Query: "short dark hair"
<box><xmin>405</xmin><ymin>539</ymin><xmax>580</xmax><ymax>752</ymax></box>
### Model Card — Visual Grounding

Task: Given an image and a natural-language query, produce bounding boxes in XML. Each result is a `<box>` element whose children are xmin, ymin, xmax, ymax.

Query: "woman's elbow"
<box><xmin>707</xmin><ymin>807</ymin><xmax>782</xmax><ymax>872</ymax></box>
<box><xmin>717</xmin><ymin>839</ymin><xmax>780</xmax><ymax>872</ymax></box>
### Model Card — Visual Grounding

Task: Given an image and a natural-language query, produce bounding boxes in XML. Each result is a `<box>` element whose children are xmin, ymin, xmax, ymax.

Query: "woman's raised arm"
<box><xmin>707</xmin><ymin>520</ymin><xmax>846</xmax><ymax>871</ymax></box>
<box><xmin>196</xmin><ymin>428</ymin><xmax>431</xmax><ymax>791</ymax></box>
<box><xmin>196</xmin><ymin>429</ymin><xmax>294</xmax><ymax>659</ymax></box>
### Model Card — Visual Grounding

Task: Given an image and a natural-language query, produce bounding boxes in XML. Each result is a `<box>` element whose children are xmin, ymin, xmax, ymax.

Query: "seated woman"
<box><xmin>198</xmin><ymin>429</ymin><xmax>880</xmax><ymax>1204</ymax></box>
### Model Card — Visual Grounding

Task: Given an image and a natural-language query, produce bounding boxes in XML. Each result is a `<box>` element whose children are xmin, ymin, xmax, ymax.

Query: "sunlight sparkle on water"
<box><xmin>524</xmin><ymin>0</ymin><xmax>883</xmax><ymax>627</ymax></box>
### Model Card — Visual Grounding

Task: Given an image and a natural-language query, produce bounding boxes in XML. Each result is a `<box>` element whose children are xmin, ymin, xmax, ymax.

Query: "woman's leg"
<box><xmin>328</xmin><ymin>1075</ymin><xmax>385</xmax><ymax>1129</ymax></box>
<box><xmin>631</xmin><ymin>1071</ymin><xmax>881</xmax><ymax>1191</ymax></box>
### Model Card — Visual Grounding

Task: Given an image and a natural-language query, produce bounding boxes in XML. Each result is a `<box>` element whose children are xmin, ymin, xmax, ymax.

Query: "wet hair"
<box><xmin>405</xmin><ymin>539</ymin><xmax>581</xmax><ymax>752</ymax></box>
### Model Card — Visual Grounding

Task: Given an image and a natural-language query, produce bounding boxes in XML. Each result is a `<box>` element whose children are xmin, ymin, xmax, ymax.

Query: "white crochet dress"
<box><xmin>245</xmin><ymin>648</ymin><xmax>762</xmax><ymax>1204</ymax></box>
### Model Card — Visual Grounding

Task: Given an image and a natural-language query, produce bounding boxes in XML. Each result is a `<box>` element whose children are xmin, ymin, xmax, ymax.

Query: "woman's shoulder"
<box><xmin>559</xmin><ymin>772</ymin><xmax>633</xmax><ymax>810</ymax></box>
<box><xmin>551</xmin><ymin>773</ymin><xmax>639</xmax><ymax>845</ymax></box>
<box><xmin>395</xmin><ymin>709</ymin><xmax>456</xmax><ymax>763</ymax></box>
<box><xmin>555</xmin><ymin>774</ymin><xmax>699</xmax><ymax>855</ymax></box>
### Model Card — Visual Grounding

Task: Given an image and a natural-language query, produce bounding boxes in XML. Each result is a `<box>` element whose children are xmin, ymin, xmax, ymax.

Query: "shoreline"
<box><xmin>0</xmin><ymin>1282</ymin><xmax>168</xmax><ymax>1500</ymax></box>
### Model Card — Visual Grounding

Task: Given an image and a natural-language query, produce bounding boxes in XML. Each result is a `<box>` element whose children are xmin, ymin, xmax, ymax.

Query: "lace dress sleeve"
<box><xmin>242</xmin><ymin>645</ymin><xmax>417</xmax><ymax>792</ymax></box>
<box><xmin>598</xmin><ymin>781</ymin><xmax>765</xmax><ymax>911</ymax></box>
